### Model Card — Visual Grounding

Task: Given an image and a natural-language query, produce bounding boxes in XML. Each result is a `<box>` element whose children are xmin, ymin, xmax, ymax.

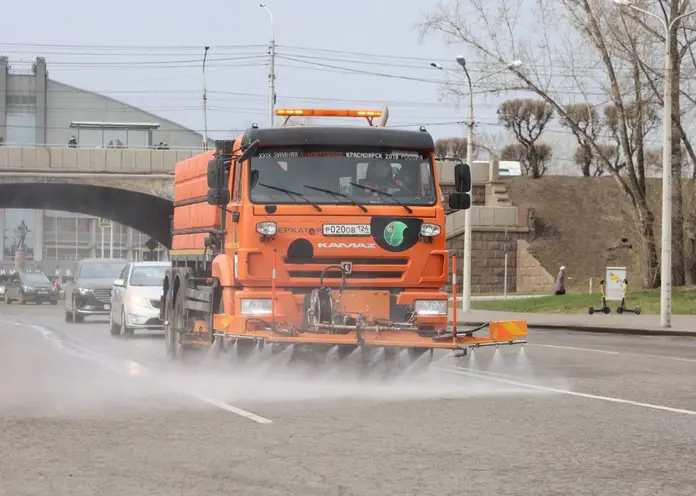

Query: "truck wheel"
<box><xmin>237</xmin><ymin>339</ymin><xmax>256</xmax><ymax>361</ymax></box>
<box><xmin>164</xmin><ymin>289</ymin><xmax>176</xmax><ymax>359</ymax></box>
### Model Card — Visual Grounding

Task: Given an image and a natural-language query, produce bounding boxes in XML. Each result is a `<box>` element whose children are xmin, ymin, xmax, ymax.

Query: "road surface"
<box><xmin>1</xmin><ymin>304</ymin><xmax>696</xmax><ymax>495</ymax></box>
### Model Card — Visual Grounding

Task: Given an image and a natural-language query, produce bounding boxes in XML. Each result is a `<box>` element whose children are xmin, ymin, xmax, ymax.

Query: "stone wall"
<box><xmin>447</xmin><ymin>227</ymin><xmax>529</xmax><ymax>294</ymax></box>
<box><xmin>516</xmin><ymin>239</ymin><xmax>555</xmax><ymax>293</ymax></box>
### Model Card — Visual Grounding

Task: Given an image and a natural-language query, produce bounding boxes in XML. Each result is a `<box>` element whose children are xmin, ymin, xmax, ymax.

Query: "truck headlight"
<box><xmin>420</xmin><ymin>223</ymin><xmax>441</xmax><ymax>237</ymax></box>
<box><xmin>256</xmin><ymin>222</ymin><xmax>277</xmax><ymax>236</ymax></box>
<box><xmin>241</xmin><ymin>299</ymin><xmax>272</xmax><ymax>315</ymax></box>
<box><xmin>414</xmin><ymin>300</ymin><xmax>447</xmax><ymax>316</ymax></box>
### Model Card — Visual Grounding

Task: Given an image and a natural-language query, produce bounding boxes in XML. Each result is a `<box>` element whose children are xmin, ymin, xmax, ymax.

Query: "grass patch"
<box><xmin>471</xmin><ymin>289</ymin><xmax>696</xmax><ymax>314</ymax></box>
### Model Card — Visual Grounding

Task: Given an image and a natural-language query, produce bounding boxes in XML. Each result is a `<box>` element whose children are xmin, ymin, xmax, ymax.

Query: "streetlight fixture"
<box><xmin>613</xmin><ymin>0</ymin><xmax>696</xmax><ymax>328</ymax></box>
<box><xmin>260</xmin><ymin>3</ymin><xmax>276</xmax><ymax>127</ymax></box>
<box><xmin>431</xmin><ymin>57</ymin><xmax>522</xmax><ymax>313</ymax></box>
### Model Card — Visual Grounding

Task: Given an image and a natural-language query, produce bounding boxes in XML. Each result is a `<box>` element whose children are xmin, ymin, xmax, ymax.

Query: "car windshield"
<box><xmin>21</xmin><ymin>273</ymin><xmax>50</xmax><ymax>285</ymax></box>
<box><xmin>249</xmin><ymin>149</ymin><xmax>437</xmax><ymax>206</ymax></box>
<box><xmin>79</xmin><ymin>262</ymin><xmax>126</xmax><ymax>279</ymax></box>
<box><xmin>129</xmin><ymin>265</ymin><xmax>168</xmax><ymax>287</ymax></box>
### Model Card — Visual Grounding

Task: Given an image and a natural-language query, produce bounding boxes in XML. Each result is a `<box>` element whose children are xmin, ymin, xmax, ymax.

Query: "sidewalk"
<box><xmin>449</xmin><ymin>310</ymin><xmax>696</xmax><ymax>337</ymax></box>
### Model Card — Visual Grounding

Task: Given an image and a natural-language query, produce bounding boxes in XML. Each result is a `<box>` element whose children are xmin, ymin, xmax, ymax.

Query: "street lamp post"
<box><xmin>202</xmin><ymin>46</ymin><xmax>210</xmax><ymax>150</ymax></box>
<box><xmin>260</xmin><ymin>3</ymin><xmax>276</xmax><ymax>127</ymax></box>
<box><xmin>613</xmin><ymin>0</ymin><xmax>696</xmax><ymax>328</ymax></box>
<box><xmin>430</xmin><ymin>58</ymin><xmax>522</xmax><ymax>312</ymax></box>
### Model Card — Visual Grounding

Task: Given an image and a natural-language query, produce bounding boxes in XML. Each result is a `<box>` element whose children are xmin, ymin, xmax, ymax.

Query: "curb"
<box><xmin>452</xmin><ymin>321</ymin><xmax>696</xmax><ymax>338</ymax></box>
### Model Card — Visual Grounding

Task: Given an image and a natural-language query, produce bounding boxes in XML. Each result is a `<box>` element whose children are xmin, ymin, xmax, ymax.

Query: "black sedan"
<box><xmin>64</xmin><ymin>258</ymin><xmax>128</xmax><ymax>323</ymax></box>
<box><xmin>4</xmin><ymin>272</ymin><xmax>59</xmax><ymax>305</ymax></box>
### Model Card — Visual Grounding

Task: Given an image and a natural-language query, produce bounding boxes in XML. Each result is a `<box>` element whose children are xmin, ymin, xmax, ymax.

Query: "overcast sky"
<box><xmin>1</xmin><ymin>0</ymin><xmax>591</xmax><ymax>171</ymax></box>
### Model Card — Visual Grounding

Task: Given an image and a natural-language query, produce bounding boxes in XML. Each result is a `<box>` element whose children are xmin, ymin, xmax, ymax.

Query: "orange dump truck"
<box><xmin>161</xmin><ymin>107</ymin><xmax>527</xmax><ymax>363</ymax></box>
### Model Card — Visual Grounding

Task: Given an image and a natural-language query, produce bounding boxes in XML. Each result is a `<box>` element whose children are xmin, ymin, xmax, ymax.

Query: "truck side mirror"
<box><xmin>448</xmin><ymin>192</ymin><xmax>471</xmax><ymax>211</ymax></box>
<box><xmin>207</xmin><ymin>159</ymin><xmax>220</xmax><ymax>189</ymax></box>
<box><xmin>207</xmin><ymin>188</ymin><xmax>231</xmax><ymax>206</ymax></box>
<box><xmin>454</xmin><ymin>163</ymin><xmax>472</xmax><ymax>193</ymax></box>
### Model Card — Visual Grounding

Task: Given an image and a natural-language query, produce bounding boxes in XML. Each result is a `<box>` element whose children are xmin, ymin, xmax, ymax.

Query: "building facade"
<box><xmin>0</xmin><ymin>56</ymin><xmax>202</xmax><ymax>273</ymax></box>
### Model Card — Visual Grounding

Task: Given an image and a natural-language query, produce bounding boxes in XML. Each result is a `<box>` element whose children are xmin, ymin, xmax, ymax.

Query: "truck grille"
<box><xmin>93</xmin><ymin>289</ymin><xmax>112</xmax><ymax>303</ymax></box>
<box><xmin>288</xmin><ymin>271</ymin><xmax>404</xmax><ymax>279</ymax></box>
<box><xmin>285</xmin><ymin>256</ymin><xmax>407</xmax><ymax>265</ymax></box>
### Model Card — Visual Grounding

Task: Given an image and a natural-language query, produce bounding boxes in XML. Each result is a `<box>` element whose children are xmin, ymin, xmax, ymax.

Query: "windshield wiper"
<box><xmin>302</xmin><ymin>184</ymin><xmax>368</xmax><ymax>213</ymax></box>
<box><xmin>258</xmin><ymin>182</ymin><xmax>322</xmax><ymax>212</ymax></box>
<box><xmin>349</xmin><ymin>182</ymin><xmax>413</xmax><ymax>213</ymax></box>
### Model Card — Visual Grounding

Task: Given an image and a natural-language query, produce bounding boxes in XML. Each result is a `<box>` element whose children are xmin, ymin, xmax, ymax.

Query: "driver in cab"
<box><xmin>361</xmin><ymin>162</ymin><xmax>412</xmax><ymax>195</ymax></box>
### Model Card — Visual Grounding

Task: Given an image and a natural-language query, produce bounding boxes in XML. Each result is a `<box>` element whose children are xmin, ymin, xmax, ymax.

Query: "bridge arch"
<box><xmin>0</xmin><ymin>183</ymin><xmax>173</xmax><ymax>248</ymax></box>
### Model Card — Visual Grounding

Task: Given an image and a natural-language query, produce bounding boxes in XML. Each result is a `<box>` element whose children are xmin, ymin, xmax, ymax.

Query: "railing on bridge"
<box><xmin>0</xmin><ymin>144</ymin><xmax>201</xmax><ymax>174</ymax></box>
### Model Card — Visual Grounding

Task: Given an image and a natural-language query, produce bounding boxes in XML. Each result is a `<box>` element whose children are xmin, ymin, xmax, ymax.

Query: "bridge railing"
<box><xmin>0</xmin><ymin>145</ymin><xmax>202</xmax><ymax>174</ymax></box>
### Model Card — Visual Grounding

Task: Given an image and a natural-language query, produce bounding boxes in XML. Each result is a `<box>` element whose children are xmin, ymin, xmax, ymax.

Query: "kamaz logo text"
<box><xmin>317</xmin><ymin>242</ymin><xmax>377</xmax><ymax>249</ymax></box>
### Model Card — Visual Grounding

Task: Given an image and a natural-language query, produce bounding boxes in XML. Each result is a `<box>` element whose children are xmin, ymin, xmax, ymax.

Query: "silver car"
<box><xmin>109</xmin><ymin>261</ymin><xmax>169</xmax><ymax>337</ymax></box>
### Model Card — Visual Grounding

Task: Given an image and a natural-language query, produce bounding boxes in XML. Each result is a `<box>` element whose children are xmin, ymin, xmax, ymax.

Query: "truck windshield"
<box><xmin>249</xmin><ymin>149</ymin><xmax>437</xmax><ymax>206</ymax></box>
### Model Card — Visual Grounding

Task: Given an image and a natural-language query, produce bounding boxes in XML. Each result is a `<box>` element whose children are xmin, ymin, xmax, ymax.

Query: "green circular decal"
<box><xmin>384</xmin><ymin>221</ymin><xmax>407</xmax><ymax>247</ymax></box>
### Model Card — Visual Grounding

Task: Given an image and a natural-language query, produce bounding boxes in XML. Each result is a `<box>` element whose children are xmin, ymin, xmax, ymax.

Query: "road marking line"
<box><xmin>526</xmin><ymin>343</ymin><xmax>619</xmax><ymax>355</ymax></box>
<box><xmin>664</xmin><ymin>356</ymin><xmax>696</xmax><ymax>364</ymax></box>
<box><xmin>188</xmin><ymin>393</ymin><xmax>274</xmax><ymax>424</ymax></box>
<box><xmin>17</xmin><ymin>320</ymin><xmax>274</xmax><ymax>425</ymax></box>
<box><xmin>439</xmin><ymin>366</ymin><xmax>696</xmax><ymax>416</ymax></box>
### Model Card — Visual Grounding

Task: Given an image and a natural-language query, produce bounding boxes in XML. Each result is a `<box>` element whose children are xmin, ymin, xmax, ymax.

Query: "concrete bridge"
<box><xmin>0</xmin><ymin>145</ymin><xmax>198</xmax><ymax>246</ymax></box>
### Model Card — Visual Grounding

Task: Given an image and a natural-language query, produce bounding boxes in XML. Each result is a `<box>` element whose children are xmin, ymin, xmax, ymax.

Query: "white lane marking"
<box><xmin>440</xmin><ymin>366</ymin><xmax>696</xmax><ymax>416</ymax></box>
<box><xmin>664</xmin><ymin>356</ymin><xmax>696</xmax><ymax>364</ymax></box>
<box><xmin>188</xmin><ymin>392</ymin><xmax>274</xmax><ymax>424</ymax></box>
<box><xmin>527</xmin><ymin>343</ymin><xmax>619</xmax><ymax>355</ymax></box>
<box><xmin>8</xmin><ymin>319</ymin><xmax>273</xmax><ymax>425</ymax></box>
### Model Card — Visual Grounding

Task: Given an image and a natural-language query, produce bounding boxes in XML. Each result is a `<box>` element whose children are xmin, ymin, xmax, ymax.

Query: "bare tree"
<box><xmin>418</xmin><ymin>0</ymin><xmax>662</xmax><ymax>287</ymax></box>
<box><xmin>560</xmin><ymin>104</ymin><xmax>604</xmax><ymax>176</ymax></box>
<box><xmin>497</xmin><ymin>99</ymin><xmax>554</xmax><ymax>178</ymax></box>
<box><xmin>434</xmin><ymin>137</ymin><xmax>469</xmax><ymax>160</ymax></box>
<box><xmin>501</xmin><ymin>142</ymin><xmax>553</xmax><ymax>177</ymax></box>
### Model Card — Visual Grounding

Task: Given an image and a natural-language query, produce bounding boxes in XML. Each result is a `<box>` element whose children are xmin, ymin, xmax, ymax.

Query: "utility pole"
<box><xmin>261</xmin><ymin>4</ymin><xmax>276</xmax><ymax>126</ymax></box>
<box><xmin>202</xmin><ymin>46</ymin><xmax>210</xmax><ymax>150</ymax></box>
<box><xmin>613</xmin><ymin>0</ymin><xmax>696</xmax><ymax>327</ymax></box>
<box><xmin>430</xmin><ymin>57</ymin><xmax>522</xmax><ymax>313</ymax></box>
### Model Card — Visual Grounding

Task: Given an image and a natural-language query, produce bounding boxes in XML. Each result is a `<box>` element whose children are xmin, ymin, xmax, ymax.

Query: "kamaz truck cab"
<box><xmin>161</xmin><ymin>107</ymin><xmax>526</xmax><ymax>363</ymax></box>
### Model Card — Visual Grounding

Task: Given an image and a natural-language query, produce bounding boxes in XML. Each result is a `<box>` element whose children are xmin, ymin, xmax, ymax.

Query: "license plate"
<box><xmin>104</xmin><ymin>304</ymin><xmax>111</xmax><ymax>310</ymax></box>
<box><xmin>39</xmin><ymin>291</ymin><xmax>48</xmax><ymax>294</ymax></box>
<box><xmin>323</xmin><ymin>224</ymin><xmax>371</xmax><ymax>236</ymax></box>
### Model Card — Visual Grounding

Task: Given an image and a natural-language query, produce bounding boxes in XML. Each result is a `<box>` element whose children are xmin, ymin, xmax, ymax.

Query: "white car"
<box><xmin>109</xmin><ymin>261</ymin><xmax>169</xmax><ymax>337</ymax></box>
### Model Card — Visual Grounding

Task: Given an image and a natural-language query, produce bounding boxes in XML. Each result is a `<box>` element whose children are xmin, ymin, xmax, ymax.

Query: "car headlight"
<box><xmin>240</xmin><ymin>299</ymin><xmax>272</xmax><ymax>315</ymax></box>
<box><xmin>414</xmin><ymin>300</ymin><xmax>447</xmax><ymax>316</ymax></box>
<box><xmin>420</xmin><ymin>223</ymin><xmax>441</xmax><ymax>237</ymax></box>
<box><xmin>77</xmin><ymin>287</ymin><xmax>90</xmax><ymax>295</ymax></box>
<box><xmin>128</xmin><ymin>295</ymin><xmax>151</xmax><ymax>308</ymax></box>
<box><xmin>256</xmin><ymin>221</ymin><xmax>277</xmax><ymax>236</ymax></box>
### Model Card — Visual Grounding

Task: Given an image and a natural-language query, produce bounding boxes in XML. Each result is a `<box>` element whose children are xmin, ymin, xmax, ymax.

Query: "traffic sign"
<box><xmin>99</xmin><ymin>217</ymin><xmax>112</xmax><ymax>229</ymax></box>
